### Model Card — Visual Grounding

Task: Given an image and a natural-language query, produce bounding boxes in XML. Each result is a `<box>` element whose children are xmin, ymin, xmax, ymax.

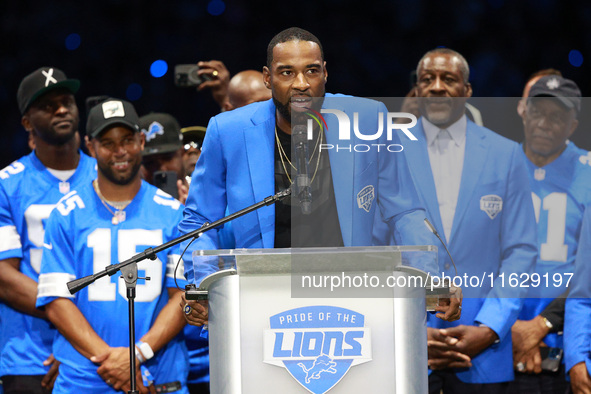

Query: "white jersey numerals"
<box><xmin>57</xmin><ymin>192</ymin><xmax>85</xmax><ymax>216</ymax></box>
<box><xmin>24</xmin><ymin>204</ymin><xmax>56</xmax><ymax>273</ymax></box>
<box><xmin>87</xmin><ymin>228</ymin><xmax>164</xmax><ymax>302</ymax></box>
<box><xmin>531</xmin><ymin>192</ymin><xmax>568</xmax><ymax>262</ymax></box>
<box><xmin>0</xmin><ymin>161</ymin><xmax>25</xmax><ymax>179</ymax></box>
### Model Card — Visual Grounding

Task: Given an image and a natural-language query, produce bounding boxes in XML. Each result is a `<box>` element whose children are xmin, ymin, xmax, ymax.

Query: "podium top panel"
<box><xmin>194</xmin><ymin>245</ymin><xmax>437</xmax><ymax>257</ymax></box>
<box><xmin>192</xmin><ymin>245</ymin><xmax>438</xmax><ymax>276</ymax></box>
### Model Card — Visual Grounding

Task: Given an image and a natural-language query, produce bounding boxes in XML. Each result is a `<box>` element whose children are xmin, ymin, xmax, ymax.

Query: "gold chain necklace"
<box><xmin>93</xmin><ymin>180</ymin><xmax>131</xmax><ymax>225</ymax></box>
<box><xmin>275</xmin><ymin>126</ymin><xmax>323</xmax><ymax>184</ymax></box>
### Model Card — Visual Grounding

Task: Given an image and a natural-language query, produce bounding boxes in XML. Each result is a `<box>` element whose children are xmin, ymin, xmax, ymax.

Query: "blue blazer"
<box><xmin>394</xmin><ymin>118</ymin><xmax>538</xmax><ymax>383</ymax></box>
<box><xmin>565</xmin><ymin>207</ymin><xmax>591</xmax><ymax>375</ymax></box>
<box><xmin>179</xmin><ymin>94</ymin><xmax>438</xmax><ymax>283</ymax></box>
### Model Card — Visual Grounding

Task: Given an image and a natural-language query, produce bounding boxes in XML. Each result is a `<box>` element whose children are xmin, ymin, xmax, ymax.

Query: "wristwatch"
<box><xmin>541</xmin><ymin>316</ymin><xmax>554</xmax><ymax>330</ymax></box>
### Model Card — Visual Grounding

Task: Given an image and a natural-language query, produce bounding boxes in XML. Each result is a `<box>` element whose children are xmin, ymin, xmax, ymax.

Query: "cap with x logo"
<box><xmin>17</xmin><ymin>67</ymin><xmax>80</xmax><ymax>115</ymax></box>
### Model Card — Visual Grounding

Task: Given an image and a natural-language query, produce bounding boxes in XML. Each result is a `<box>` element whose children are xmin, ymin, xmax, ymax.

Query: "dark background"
<box><xmin>1</xmin><ymin>0</ymin><xmax>589</xmax><ymax>168</ymax></box>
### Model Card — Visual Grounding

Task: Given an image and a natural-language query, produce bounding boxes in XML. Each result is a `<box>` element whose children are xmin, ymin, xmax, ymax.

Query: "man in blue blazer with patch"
<box><xmin>398</xmin><ymin>48</ymin><xmax>538</xmax><ymax>392</ymax></box>
<box><xmin>179</xmin><ymin>28</ymin><xmax>461</xmax><ymax>326</ymax></box>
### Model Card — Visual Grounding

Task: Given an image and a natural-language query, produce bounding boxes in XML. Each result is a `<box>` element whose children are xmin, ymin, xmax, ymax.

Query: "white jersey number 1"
<box><xmin>87</xmin><ymin>228</ymin><xmax>163</xmax><ymax>302</ymax></box>
<box><xmin>532</xmin><ymin>192</ymin><xmax>568</xmax><ymax>263</ymax></box>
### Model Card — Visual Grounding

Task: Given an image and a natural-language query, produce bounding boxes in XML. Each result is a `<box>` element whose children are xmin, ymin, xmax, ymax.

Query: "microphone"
<box><xmin>423</xmin><ymin>218</ymin><xmax>458</xmax><ymax>277</ymax></box>
<box><xmin>292</xmin><ymin>125</ymin><xmax>312</xmax><ymax>215</ymax></box>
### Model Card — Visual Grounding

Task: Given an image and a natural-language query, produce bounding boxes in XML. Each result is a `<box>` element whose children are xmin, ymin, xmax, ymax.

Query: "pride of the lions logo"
<box><xmin>263</xmin><ymin>306</ymin><xmax>372</xmax><ymax>394</ymax></box>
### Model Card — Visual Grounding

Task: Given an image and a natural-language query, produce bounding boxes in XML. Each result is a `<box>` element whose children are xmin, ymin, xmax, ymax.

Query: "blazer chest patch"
<box><xmin>480</xmin><ymin>194</ymin><xmax>503</xmax><ymax>219</ymax></box>
<box><xmin>357</xmin><ymin>185</ymin><xmax>375</xmax><ymax>213</ymax></box>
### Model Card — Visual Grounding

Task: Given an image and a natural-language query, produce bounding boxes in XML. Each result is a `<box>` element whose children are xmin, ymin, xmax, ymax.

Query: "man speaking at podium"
<box><xmin>179</xmin><ymin>27</ymin><xmax>461</xmax><ymax>324</ymax></box>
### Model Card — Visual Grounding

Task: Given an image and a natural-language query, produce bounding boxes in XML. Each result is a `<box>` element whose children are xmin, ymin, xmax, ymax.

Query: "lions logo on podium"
<box><xmin>263</xmin><ymin>306</ymin><xmax>372</xmax><ymax>393</ymax></box>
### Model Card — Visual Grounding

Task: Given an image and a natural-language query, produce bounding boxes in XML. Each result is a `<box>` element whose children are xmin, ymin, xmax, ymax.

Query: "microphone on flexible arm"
<box><xmin>423</xmin><ymin>218</ymin><xmax>461</xmax><ymax>313</ymax></box>
<box><xmin>292</xmin><ymin>125</ymin><xmax>312</xmax><ymax>215</ymax></box>
<box><xmin>423</xmin><ymin>218</ymin><xmax>457</xmax><ymax>276</ymax></box>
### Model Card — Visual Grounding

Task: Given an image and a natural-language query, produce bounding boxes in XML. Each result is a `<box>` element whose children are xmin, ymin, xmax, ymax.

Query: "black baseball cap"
<box><xmin>528</xmin><ymin>75</ymin><xmax>582</xmax><ymax>112</ymax></box>
<box><xmin>17</xmin><ymin>67</ymin><xmax>80</xmax><ymax>115</ymax></box>
<box><xmin>86</xmin><ymin>99</ymin><xmax>140</xmax><ymax>138</ymax></box>
<box><xmin>181</xmin><ymin>125</ymin><xmax>207</xmax><ymax>148</ymax></box>
<box><xmin>139</xmin><ymin>113</ymin><xmax>183</xmax><ymax>156</ymax></box>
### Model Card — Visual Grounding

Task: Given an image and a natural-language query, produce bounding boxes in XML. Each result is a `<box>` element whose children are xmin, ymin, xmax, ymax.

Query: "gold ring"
<box><xmin>184</xmin><ymin>304</ymin><xmax>192</xmax><ymax>315</ymax></box>
<box><xmin>212</xmin><ymin>70</ymin><xmax>219</xmax><ymax>77</ymax></box>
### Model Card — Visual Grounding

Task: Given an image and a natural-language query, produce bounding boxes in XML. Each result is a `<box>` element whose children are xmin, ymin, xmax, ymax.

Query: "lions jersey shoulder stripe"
<box><xmin>153</xmin><ymin>188</ymin><xmax>181</xmax><ymax>210</ymax></box>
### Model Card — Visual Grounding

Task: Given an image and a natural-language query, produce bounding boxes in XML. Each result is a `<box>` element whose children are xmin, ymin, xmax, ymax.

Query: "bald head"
<box><xmin>416</xmin><ymin>48</ymin><xmax>470</xmax><ymax>84</ymax></box>
<box><xmin>224</xmin><ymin>70</ymin><xmax>272</xmax><ymax>111</ymax></box>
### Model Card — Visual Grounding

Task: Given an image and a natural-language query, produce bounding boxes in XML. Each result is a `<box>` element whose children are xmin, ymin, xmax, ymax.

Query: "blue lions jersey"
<box><xmin>36</xmin><ymin>181</ymin><xmax>188</xmax><ymax>393</ymax></box>
<box><xmin>0</xmin><ymin>151</ymin><xmax>96</xmax><ymax>376</ymax></box>
<box><xmin>519</xmin><ymin>143</ymin><xmax>591</xmax><ymax>347</ymax></box>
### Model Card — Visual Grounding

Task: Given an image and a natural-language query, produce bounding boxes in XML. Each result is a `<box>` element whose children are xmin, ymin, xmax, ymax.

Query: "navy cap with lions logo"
<box><xmin>139</xmin><ymin>113</ymin><xmax>183</xmax><ymax>157</ymax></box>
<box><xmin>17</xmin><ymin>67</ymin><xmax>80</xmax><ymax>115</ymax></box>
<box><xmin>528</xmin><ymin>75</ymin><xmax>582</xmax><ymax>113</ymax></box>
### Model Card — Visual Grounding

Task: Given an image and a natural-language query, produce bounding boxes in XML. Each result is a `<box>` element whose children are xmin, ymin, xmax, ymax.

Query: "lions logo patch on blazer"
<box><xmin>480</xmin><ymin>194</ymin><xmax>503</xmax><ymax>220</ymax></box>
<box><xmin>356</xmin><ymin>185</ymin><xmax>375</xmax><ymax>213</ymax></box>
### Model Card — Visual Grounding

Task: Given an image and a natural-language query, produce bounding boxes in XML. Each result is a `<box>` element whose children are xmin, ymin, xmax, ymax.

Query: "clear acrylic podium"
<box><xmin>192</xmin><ymin>246</ymin><xmax>437</xmax><ymax>394</ymax></box>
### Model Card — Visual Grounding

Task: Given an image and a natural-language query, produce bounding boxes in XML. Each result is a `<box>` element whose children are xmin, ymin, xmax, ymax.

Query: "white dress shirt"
<box><xmin>423</xmin><ymin>115</ymin><xmax>467</xmax><ymax>242</ymax></box>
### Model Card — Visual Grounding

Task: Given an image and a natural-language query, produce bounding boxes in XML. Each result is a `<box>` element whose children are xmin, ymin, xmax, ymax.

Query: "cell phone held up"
<box><xmin>153</xmin><ymin>171</ymin><xmax>179</xmax><ymax>199</ymax></box>
<box><xmin>174</xmin><ymin>64</ymin><xmax>213</xmax><ymax>88</ymax></box>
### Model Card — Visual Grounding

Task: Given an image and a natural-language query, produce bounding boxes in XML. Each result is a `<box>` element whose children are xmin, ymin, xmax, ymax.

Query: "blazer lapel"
<box><xmin>244</xmin><ymin>101</ymin><xmax>276</xmax><ymax>248</ymax></box>
<box><xmin>403</xmin><ymin>121</ymin><xmax>445</xmax><ymax>234</ymax></box>
<box><xmin>323</xmin><ymin>98</ymin><xmax>355</xmax><ymax>246</ymax></box>
<box><xmin>449</xmin><ymin>121</ymin><xmax>488</xmax><ymax>244</ymax></box>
